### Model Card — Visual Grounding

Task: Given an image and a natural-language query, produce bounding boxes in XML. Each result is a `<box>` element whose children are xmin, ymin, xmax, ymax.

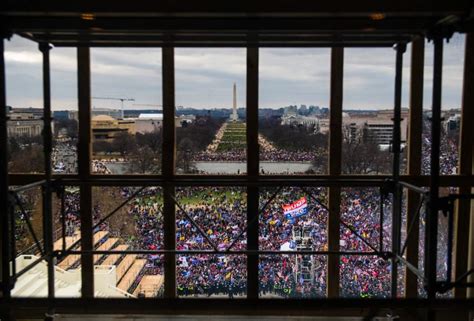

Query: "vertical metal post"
<box><xmin>328</xmin><ymin>46</ymin><xmax>343</xmax><ymax>298</ymax></box>
<box><xmin>162</xmin><ymin>46</ymin><xmax>176</xmax><ymax>298</ymax></box>
<box><xmin>39</xmin><ymin>42</ymin><xmax>55</xmax><ymax>301</ymax></box>
<box><xmin>425</xmin><ymin>35</ymin><xmax>443</xmax><ymax>301</ymax></box>
<box><xmin>246</xmin><ymin>46</ymin><xmax>259</xmax><ymax>299</ymax></box>
<box><xmin>0</xmin><ymin>38</ymin><xmax>11</xmax><ymax>300</ymax></box>
<box><xmin>405</xmin><ymin>37</ymin><xmax>424</xmax><ymax>298</ymax></box>
<box><xmin>77</xmin><ymin>46</ymin><xmax>94</xmax><ymax>298</ymax></box>
<box><xmin>391</xmin><ymin>43</ymin><xmax>405</xmax><ymax>298</ymax></box>
<box><xmin>454</xmin><ymin>32</ymin><xmax>474</xmax><ymax>298</ymax></box>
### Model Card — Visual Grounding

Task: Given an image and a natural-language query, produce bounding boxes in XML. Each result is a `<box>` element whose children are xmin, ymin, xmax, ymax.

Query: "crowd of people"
<box><xmin>421</xmin><ymin>118</ymin><xmax>459</xmax><ymax>175</ymax></box>
<box><xmin>48</xmin><ymin>181</ymin><xmax>453</xmax><ymax>299</ymax></box>
<box><xmin>39</xmin><ymin>115</ymin><xmax>459</xmax><ymax>299</ymax></box>
<box><xmin>339</xmin><ymin>189</ymin><xmax>393</xmax><ymax>297</ymax></box>
<box><xmin>189</xmin><ymin>121</ymin><xmax>327</xmax><ymax>165</ymax></box>
<box><xmin>52</xmin><ymin>142</ymin><xmax>78</xmax><ymax>174</ymax></box>
<box><xmin>191</xmin><ymin>148</ymin><xmax>327</xmax><ymax>163</ymax></box>
<box><xmin>175</xmin><ymin>188</ymin><xmax>247</xmax><ymax>297</ymax></box>
<box><xmin>118</xmin><ymin>186</ymin><xmax>396</xmax><ymax>298</ymax></box>
<box><xmin>92</xmin><ymin>159</ymin><xmax>112</xmax><ymax>174</ymax></box>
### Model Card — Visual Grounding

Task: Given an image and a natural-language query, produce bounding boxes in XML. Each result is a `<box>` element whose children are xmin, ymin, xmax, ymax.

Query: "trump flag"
<box><xmin>282</xmin><ymin>196</ymin><xmax>308</xmax><ymax>220</ymax></box>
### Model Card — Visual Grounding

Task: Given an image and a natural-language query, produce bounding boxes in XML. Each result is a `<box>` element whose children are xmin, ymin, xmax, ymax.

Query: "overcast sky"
<box><xmin>4</xmin><ymin>33</ymin><xmax>465</xmax><ymax>110</ymax></box>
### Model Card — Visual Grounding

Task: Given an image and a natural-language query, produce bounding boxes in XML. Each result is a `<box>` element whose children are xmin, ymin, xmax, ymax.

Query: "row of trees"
<box><xmin>93</xmin><ymin>130</ymin><xmax>163</xmax><ymax>173</ymax></box>
<box><xmin>260</xmin><ymin>117</ymin><xmax>393</xmax><ymax>174</ymax></box>
<box><xmin>8</xmin><ymin>136</ymin><xmax>44</xmax><ymax>173</ymax></box>
<box><xmin>8</xmin><ymin>115</ymin><xmax>394</xmax><ymax>175</ymax></box>
<box><xmin>176</xmin><ymin>116</ymin><xmax>224</xmax><ymax>172</ymax></box>
<box><xmin>91</xmin><ymin>116</ymin><xmax>224</xmax><ymax>173</ymax></box>
<box><xmin>259</xmin><ymin>117</ymin><xmax>328</xmax><ymax>151</ymax></box>
<box><xmin>341</xmin><ymin>131</ymin><xmax>392</xmax><ymax>174</ymax></box>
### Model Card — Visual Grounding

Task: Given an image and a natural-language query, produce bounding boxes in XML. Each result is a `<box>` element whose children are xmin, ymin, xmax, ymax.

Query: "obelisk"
<box><xmin>232</xmin><ymin>82</ymin><xmax>238</xmax><ymax>121</ymax></box>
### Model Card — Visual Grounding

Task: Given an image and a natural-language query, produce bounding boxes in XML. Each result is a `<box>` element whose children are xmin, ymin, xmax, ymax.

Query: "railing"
<box><xmin>7</xmin><ymin>176</ymin><xmax>474</xmax><ymax>300</ymax></box>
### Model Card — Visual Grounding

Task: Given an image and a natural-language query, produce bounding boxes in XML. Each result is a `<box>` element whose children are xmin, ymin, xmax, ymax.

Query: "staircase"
<box><xmin>13</xmin><ymin>229</ymin><xmax>162</xmax><ymax>298</ymax></box>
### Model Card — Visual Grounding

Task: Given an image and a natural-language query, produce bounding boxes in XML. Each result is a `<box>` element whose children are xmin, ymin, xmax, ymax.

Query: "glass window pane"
<box><xmin>259</xmin><ymin>49</ymin><xmax>330</xmax><ymax>175</ymax></box>
<box><xmin>176</xmin><ymin>186</ymin><xmax>247</xmax><ymax>297</ymax></box>
<box><xmin>259</xmin><ymin>187</ymin><xmax>328</xmax><ymax>297</ymax></box>
<box><xmin>52</xmin><ymin>48</ymin><xmax>78</xmax><ymax>174</ymax></box>
<box><xmin>342</xmin><ymin>48</ymin><xmax>398</xmax><ymax>175</ymax></box>
<box><xmin>6</xmin><ymin>36</ymin><xmax>44</xmax><ymax>173</ymax></box>
<box><xmin>340</xmin><ymin>188</ymin><xmax>392</xmax><ymax>298</ymax></box>
<box><xmin>175</xmin><ymin>48</ymin><xmax>247</xmax><ymax>175</ymax></box>
<box><xmin>91</xmin><ymin>48</ymin><xmax>162</xmax><ymax>175</ymax></box>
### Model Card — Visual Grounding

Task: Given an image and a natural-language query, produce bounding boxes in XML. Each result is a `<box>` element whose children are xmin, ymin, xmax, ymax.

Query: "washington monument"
<box><xmin>231</xmin><ymin>82</ymin><xmax>238</xmax><ymax>121</ymax></box>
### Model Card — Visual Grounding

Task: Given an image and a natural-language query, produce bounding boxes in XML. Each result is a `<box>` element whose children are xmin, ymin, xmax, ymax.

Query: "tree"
<box><xmin>176</xmin><ymin>116</ymin><xmax>224</xmax><ymax>152</ymax></box>
<box><xmin>341</xmin><ymin>127</ymin><xmax>392</xmax><ymax>174</ymax></box>
<box><xmin>128</xmin><ymin>145</ymin><xmax>161</xmax><ymax>174</ymax></box>
<box><xmin>93</xmin><ymin>141</ymin><xmax>113</xmax><ymax>155</ymax></box>
<box><xmin>9</xmin><ymin>144</ymin><xmax>44</xmax><ymax>173</ymax></box>
<box><xmin>259</xmin><ymin>117</ymin><xmax>328</xmax><ymax>151</ymax></box>
<box><xmin>176</xmin><ymin>137</ymin><xmax>196</xmax><ymax>173</ymax></box>
<box><xmin>112</xmin><ymin>131</ymin><xmax>136</xmax><ymax>156</ymax></box>
<box><xmin>54</xmin><ymin>119</ymin><xmax>78</xmax><ymax>139</ymax></box>
<box><xmin>309</xmin><ymin>146</ymin><xmax>328</xmax><ymax>174</ymax></box>
<box><xmin>135</xmin><ymin>129</ymin><xmax>162</xmax><ymax>151</ymax></box>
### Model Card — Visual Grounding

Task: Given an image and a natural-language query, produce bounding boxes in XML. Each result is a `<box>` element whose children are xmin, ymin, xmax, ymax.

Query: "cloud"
<box><xmin>4</xmin><ymin>34</ymin><xmax>466</xmax><ymax>110</ymax></box>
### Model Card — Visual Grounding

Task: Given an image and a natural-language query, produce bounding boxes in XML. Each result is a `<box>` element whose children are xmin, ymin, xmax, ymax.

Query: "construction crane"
<box><xmin>92</xmin><ymin>96</ymin><xmax>135</xmax><ymax>118</ymax></box>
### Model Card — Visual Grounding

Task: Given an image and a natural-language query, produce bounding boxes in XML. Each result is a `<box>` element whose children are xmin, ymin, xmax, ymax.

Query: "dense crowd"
<box><xmin>51</xmin><ymin>182</ymin><xmax>454</xmax><ymax>298</ymax></box>
<box><xmin>92</xmin><ymin>159</ymin><xmax>112</xmax><ymax>174</ymax></box>
<box><xmin>42</xmin><ymin>115</ymin><xmax>459</xmax><ymax>299</ymax></box>
<box><xmin>192</xmin><ymin>148</ymin><xmax>327</xmax><ymax>163</ymax></box>
<box><xmin>421</xmin><ymin>118</ymin><xmax>459</xmax><ymax>175</ymax></box>
<box><xmin>52</xmin><ymin>142</ymin><xmax>78</xmax><ymax>174</ymax></box>
<box><xmin>339</xmin><ymin>189</ymin><xmax>392</xmax><ymax>297</ymax></box>
<box><xmin>175</xmin><ymin>188</ymin><xmax>247</xmax><ymax>296</ymax></box>
<box><xmin>121</xmin><ymin>186</ymin><xmax>396</xmax><ymax>298</ymax></box>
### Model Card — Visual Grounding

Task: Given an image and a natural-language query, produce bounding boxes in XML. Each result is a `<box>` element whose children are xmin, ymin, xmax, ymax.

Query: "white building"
<box><xmin>134</xmin><ymin>113</ymin><xmax>163</xmax><ymax>134</ymax></box>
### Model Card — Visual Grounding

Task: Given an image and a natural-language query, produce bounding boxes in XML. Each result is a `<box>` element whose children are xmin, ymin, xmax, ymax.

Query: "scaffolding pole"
<box><xmin>391</xmin><ymin>42</ymin><xmax>406</xmax><ymax>298</ymax></box>
<box><xmin>425</xmin><ymin>35</ymin><xmax>443</xmax><ymax>305</ymax></box>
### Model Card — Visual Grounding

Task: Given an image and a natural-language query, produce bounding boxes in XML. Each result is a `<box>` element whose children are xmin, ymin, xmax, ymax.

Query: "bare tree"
<box><xmin>341</xmin><ymin>127</ymin><xmax>392</xmax><ymax>174</ymax></box>
<box><xmin>128</xmin><ymin>145</ymin><xmax>161</xmax><ymax>174</ymax></box>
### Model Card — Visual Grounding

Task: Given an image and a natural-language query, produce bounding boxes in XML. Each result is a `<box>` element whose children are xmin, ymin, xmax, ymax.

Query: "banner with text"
<box><xmin>282</xmin><ymin>196</ymin><xmax>308</xmax><ymax>220</ymax></box>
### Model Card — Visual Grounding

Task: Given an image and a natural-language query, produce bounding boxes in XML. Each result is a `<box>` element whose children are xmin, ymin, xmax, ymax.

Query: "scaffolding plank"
<box><xmin>100</xmin><ymin>244</ymin><xmax>129</xmax><ymax>266</ymax></box>
<box><xmin>117</xmin><ymin>259</ymin><xmax>147</xmax><ymax>292</ymax></box>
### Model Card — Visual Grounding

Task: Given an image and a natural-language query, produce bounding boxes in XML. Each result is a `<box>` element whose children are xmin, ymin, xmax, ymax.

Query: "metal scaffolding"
<box><xmin>1</xmin><ymin>3</ymin><xmax>474</xmax><ymax>320</ymax></box>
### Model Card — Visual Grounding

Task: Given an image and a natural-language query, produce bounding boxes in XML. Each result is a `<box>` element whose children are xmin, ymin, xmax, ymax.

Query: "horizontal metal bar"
<box><xmin>44</xmin><ymin>41</ymin><xmax>403</xmax><ymax>48</ymax></box>
<box><xmin>398</xmin><ymin>181</ymin><xmax>429</xmax><ymax>195</ymax></box>
<box><xmin>4</xmin><ymin>298</ymin><xmax>474</xmax><ymax>316</ymax></box>
<box><xmin>2</xmin><ymin>0</ymin><xmax>470</xmax><ymax>15</ymax></box>
<box><xmin>5</xmin><ymin>16</ymin><xmax>434</xmax><ymax>33</ymax></box>
<box><xmin>8</xmin><ymin>174</ymin><xmax>474</xmax><ymax>187</ymax></box>
<box><xmin>55</xmin><ymin>249</ymin><xmax>388</xmax><ymax>256</ymax></box>
<box><xmin>8</xmin><ymin>180</ymin><xmax>46</xmax><ymax>193</ymax></box>
<box><xmin>34</xmin><ymin>176</ymin><xmax>391</xmax><ymax>187</ymax></box>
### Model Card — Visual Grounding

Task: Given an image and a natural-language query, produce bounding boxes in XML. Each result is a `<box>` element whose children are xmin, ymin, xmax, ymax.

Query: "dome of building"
<box><xmin>92</xmin><ymin>115</ymin><xmax>116</xmax><ymax>121</ymax></box>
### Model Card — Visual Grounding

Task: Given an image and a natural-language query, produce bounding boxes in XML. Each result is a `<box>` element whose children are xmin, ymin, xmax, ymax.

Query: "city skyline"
<box><xmin>4</xmin><ymin>34</ymin><xmax>465</xmax><ymax>111</ymax></box>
